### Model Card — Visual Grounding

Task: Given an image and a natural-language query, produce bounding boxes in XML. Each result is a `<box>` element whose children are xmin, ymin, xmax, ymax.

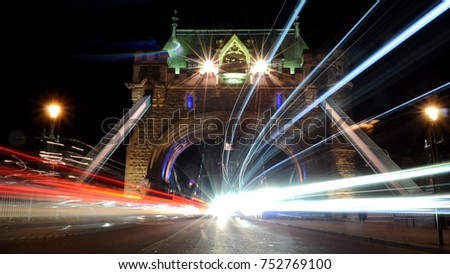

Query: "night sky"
<box><xmin>2</xmin><ymin>0</ymin><xmax>449</xmax><ymax>165</ymax></box>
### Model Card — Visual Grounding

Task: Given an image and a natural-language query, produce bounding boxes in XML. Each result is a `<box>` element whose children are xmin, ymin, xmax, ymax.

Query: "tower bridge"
<box><xmin>119</xmin><ymin>13</ymin><xmax>420</xmax><ymax>199</ymax></box>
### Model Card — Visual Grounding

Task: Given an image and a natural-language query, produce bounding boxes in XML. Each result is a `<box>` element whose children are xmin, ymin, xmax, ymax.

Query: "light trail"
<box><xmin>366</xmin><ymin>81</ymin><xmax>450</xmax><ymax>123</ymax></box>
<box><xmin>1</xmin><ymin>183</ymin><xmax>205</xmax><ymax>217</ymax></box>
<box><xmin>78</xmin><ymin>94</ymin><xmax>152</xmax><ymax>183</ymax></box>
<box><xmin>238</xmin><ymin>1</ymin><xmax>450</xmax><ymax>188</ymax></box>
<box><xmin>210</xmin><ymin>162</ymin><xmax>450</xmax><ymax>217</ymax></box>
<box><xmin>238</xmin><ymin>1</ymin><xmax>381</xmax><ymax>188</ymax></box>
<box><xmin>0</xmin><ymin>172</ymin><xmax>206</xmax><ymax>220</ymax></box>
<box><xmin>0</xmin><ymin>146</ymin><xmax>207</xmax><ymax>221</ymax></box>
<box><xmin>279</xmin><ymin>0</ymin><xmax>450</xmax><ymax>136</ymax></box>
<box><xmin>222</xmin><ymin>0</ymin><xmax>307</xmax><ymax>188</ymax></box>
<box><xmin>237</xmin><ymin>195</ymin><xmax>450</xmax><ymax>217</ymax></box>
<box><xmin>243</xmin><ymin>81</ymin><xmax>450</xmax><ymax>189</ymax></box>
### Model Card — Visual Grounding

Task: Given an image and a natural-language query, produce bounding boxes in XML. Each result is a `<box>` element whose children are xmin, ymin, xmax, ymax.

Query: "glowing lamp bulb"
<box><xmin>252</xmin><ymin>60</ymin><xmax>268</xmax><ymax>74</ymax></box>
<box><xmin>48</xmin><ymin>104</ymin><xmax>61</xmax><ymax>119</ymax></box>
<box><xmin>425</xmin><ymin>106</ymin><xmax>439</xmax><ymax>121</ymax></box>
<box><xmin>200</xmin><ymin>60</ymin><xmax>218</xmax><ymax>74</ymax></box>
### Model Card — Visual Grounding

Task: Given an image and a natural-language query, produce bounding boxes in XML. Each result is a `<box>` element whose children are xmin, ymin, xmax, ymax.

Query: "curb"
<box><xmin>249</xmin><ymin>217</ymin><xmax>450</xmax><ymax>254</ymax></box>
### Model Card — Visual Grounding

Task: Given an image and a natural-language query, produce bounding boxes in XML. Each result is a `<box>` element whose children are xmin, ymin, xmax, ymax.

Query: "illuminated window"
<box><xmin>186</xmin><ymin>93</ymin><xmax>194</xmax><ymax>109</ymax></box>
<box><xmin>276</xmin><ymin>92</ymin><xmax>283</xmax><ymax>109</ymax></box>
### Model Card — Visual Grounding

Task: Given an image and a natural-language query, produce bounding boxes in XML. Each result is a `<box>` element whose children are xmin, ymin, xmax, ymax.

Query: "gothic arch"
<box><xmin>146</xmin><ymin>111</ymin><xmax>306</xmax><ymax>185</ymax></box>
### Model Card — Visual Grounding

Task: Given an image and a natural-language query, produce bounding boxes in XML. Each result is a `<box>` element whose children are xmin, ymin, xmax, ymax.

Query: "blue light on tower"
<box><xmin>276</xmin><ymin>92</ymin><xmax>283</xmax><ymax>109</ymax></box>
<box><xmin>186</xmin><ymin>93</ymin><xmax>194</xmax><ymax>109</ymax></box>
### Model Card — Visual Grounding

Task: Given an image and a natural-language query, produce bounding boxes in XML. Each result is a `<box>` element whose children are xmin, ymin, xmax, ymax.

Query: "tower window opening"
<box><xmin>186</xmin><ymin>93</ymin><xmax>194</xmax><ymax>109</ymax></box>
<box><xmin>276</xmin><ymin>92</ymin><xmax>283</xmax><ymax>109</ymax></box>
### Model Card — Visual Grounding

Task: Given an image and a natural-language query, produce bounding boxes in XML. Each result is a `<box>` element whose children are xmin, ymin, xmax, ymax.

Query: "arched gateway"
<box><xmin>123</xmin><ymin>14</ymin><xmax>356</xmax><ymax>198</ymax></box>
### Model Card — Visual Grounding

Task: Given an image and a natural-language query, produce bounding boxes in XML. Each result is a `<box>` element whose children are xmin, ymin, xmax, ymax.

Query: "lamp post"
<box><xmin>424</xmin><ymin>105</ymin><xmax>444</xmax><ymax>247</ymax></box>
<box><xmin>45</xmin><ymin>103</ymin><xmax>61</xmax><ymax>174</ymax></box>
<box><xmin>47</xmin><ymin>103</ymin><xmax>61</xmax><ymax>142</ymax></box>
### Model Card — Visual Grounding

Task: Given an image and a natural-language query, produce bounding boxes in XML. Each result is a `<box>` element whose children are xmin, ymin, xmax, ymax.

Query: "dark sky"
<box><xmin>1</xmin><ymin>1</ymin><xmax>449</xmax><ymax>164</ymax></box>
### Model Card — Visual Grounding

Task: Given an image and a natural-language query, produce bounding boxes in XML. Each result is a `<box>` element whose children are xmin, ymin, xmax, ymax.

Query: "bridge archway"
<box><xmin>146</xmin><ymin>111</ymin><xmax>307</xmax><ymax>196</ymax></box>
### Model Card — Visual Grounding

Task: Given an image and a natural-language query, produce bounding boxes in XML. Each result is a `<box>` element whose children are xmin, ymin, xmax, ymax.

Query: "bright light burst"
<box><xmin>47</xmin><ymin>104</ymin><xmax>61</xmax><ymax>119</ymax></box>
<box><xmin>200</xmin><ymin>59</ymin><xmax>218</xmax><ymax>74</ymax></box>
<box><xmin>425</xmin><ymin>106</ymin><xmax>440</xmax><ymax>121</ymax></box>
<box><xmin>250</xmin><ymin>60</ymin><xmax>268</xmax><ymax>74</ymax></box>
<box><xmin>210</xmin><ymin>162</ymin><xmax>450</xmax><ymax>216</ymax></box>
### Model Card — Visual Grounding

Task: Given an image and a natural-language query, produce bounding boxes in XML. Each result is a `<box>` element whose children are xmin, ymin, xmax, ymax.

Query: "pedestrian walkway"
<box><xmin>260</xmin><ymin>217</ymin><xmax>450</xmax><ymax>253</ymax></box>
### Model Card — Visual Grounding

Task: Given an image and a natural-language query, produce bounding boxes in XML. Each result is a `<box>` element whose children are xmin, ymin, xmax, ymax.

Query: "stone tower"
<box><xmin>123</xmin><ymin>13</ymin><xmax>354</xmax><ymax>197</ymax></box>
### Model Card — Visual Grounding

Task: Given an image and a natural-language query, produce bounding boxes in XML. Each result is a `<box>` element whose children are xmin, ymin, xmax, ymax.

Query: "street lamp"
<box><xmin>424</xmin><ymin>105</ymin><xmax>444</xmax><ymax>247</ymax></box>
<box><xmin>47</xmin><ymin>103</ymin><xmax>61</xmax><ymax>141</ymax></box>
<box><xmin>43</xmin><ymin>103</ymin><xmax>62</xmax><ymax>174</ymax></box>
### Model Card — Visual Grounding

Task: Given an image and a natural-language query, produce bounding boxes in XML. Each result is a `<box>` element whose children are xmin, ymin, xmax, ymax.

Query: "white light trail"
<box><xmin>244</xmin><ymin>81</ymin><xmax>450</xmax><ymax>189</ymax></box>
<box><xmin>212</xmin><ymin>162</ymin><xmax>450</xmax><ymax>216</ymax></box>
<box><xmin>238</xmin><ymin>1</ymin><xmax>450</xmax><ymax>187</ymax></box>
<box><xmin>223</xmin><ymin>0</ymin><xmax>307</xmax><ymax>187</ymax></box>
<box><xmin>248</xmin><ymin>195</ymin><xmax>450</xmax><ymax>215</ymax></box>
<box><xmin>77</xmin><ymin>95</ymin><xmax>151</xmax><ymax>183</ymax></box>
<box><xmin>279</xmin><ymin>1</ymin><xmax>450</xmax><ymax>138</ymax></box>
<box><xmin>367</xmin><ymin>82</ymin><xmax>450</xmax><ymax>123</ymax></box>
<box><xmin>240</xmin><ymin>1</ymin><xmax>381</xmax><ymax>180</ymax></box>
<box><xmin>237</xmin><ymin>1</ymin><xmax>381</xmax><ymax>188</ymax></box>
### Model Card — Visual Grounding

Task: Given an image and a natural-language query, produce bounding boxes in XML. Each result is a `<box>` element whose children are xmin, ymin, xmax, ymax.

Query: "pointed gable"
<box><xmin>218</xmin><ymin>34</ymin><xmax>251</xmax><ymax>73</ymax></box>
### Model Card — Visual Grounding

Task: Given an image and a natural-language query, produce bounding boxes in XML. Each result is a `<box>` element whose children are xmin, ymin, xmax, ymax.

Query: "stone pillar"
<box><xmin>325</xmin><ymin>50</ymin><xmax>356</xmax><ymax>200</ymax></box>
<box><xmin>328</xmin><ymin>148</ymin><xmax>356</xmax><ymax>199</ymax></box>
